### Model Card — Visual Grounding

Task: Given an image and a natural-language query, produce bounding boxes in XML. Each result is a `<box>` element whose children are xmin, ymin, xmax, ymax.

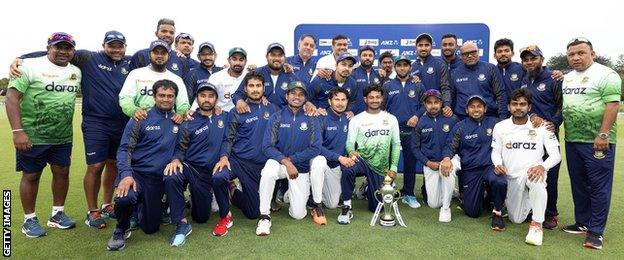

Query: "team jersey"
<box><xmin>207</xmin><ymin>69</ymin><xmax>247</xmax><ymax>112</ymax></box>
<box><xmin>118</xmin><ymin>66</ymin><xmax>190</xmax><ymax>117</ymax></box>
<box><xmin>562</xmin><ymin>62</ymin><xmax>621</xmax><ymax>144</ymax></box>
<box><xmin>8</xmin><ymin>56</ymin><xmax>81</xmax><ymax>145</ymax></box>
<box><xmin>346</xmin><ymin>111</ymin><xmax>401</xmax><ymax>175</ymax></box>
<box><xmin>491</xmin><ymin>118</ymin><xmax>560</xmax><ymax>178</ymax></box>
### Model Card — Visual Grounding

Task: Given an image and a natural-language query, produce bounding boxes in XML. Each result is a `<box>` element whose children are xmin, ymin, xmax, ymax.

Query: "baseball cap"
<box><xmin>149</xmin><ymin>40</ymin><xmax>171</xmax><ymax>52</ymax></box>
<box><xmin>47</xmin><ymin>32</ymin><xmax>76</xmax><ymax>47</ymax></box>
<box><xmin>196</xmin><ymin>82</ymin><xmax>218</xmax><ymax>97</ymax></box>
<box><xmin>198</xmin><ymin>42</ymin><xmax>215</xmax><ymax>53</ymax></box>
<box><xmin>416</xmin><ymin>33</ymin><xmax>433</xmax><ymax>44</ymax></box>
<box><xmin>228</xmin><ymin>47</ymin><xmax>247</xmax><ymax>58</ymax></box>
<box><xmin>266</xmin><ymin>42</ymin><xmax>285</xmax><ymax>54</ymax></box>
<box><xmin>422</xmin><ymin>89</ymin><xmax>442</xmax><ymax>102</ymax></box>
<box><xmin>358</xmin><ymin>45</ymin><xmax>375</xmax><ymax>55</ymax></box>
<box><xmin>467</xmin><ymin>95</ymin><xmax>486</xmax><ymax>105</ymax></box>
<box><xmin>393</xmin><ymin>55</ymin><xmax>411</xmax><ymax>65</ymax></box>
<box><xmin>175</xmin><ymin>33</ymin><xmax>194</xmax><ymax>43</ymax></box>
<box><xmin>286</xmin><ymin>81</ymin><xmax>307</xmax><ymax>95</ymax></box>
<box><xmin>103</xmin><ymin>30</ymin><xmax>126</xmax><ymax>44</ymax></box>
<box><xmin>519</xmin><ymin>45</ymin><xmax>543</xmax><ymax>59</ymax></box>
<box><xmin>336</xmin><ymin>52</ymin><xmax>357</xmax><ymax>64</ymax></box>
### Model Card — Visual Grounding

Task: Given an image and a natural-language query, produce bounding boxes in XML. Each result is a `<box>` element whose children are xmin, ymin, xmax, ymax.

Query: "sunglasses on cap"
<box><xmin>567</xmin><ymin>37</ymin><xmax>592</xmax><ymax>48</ymax></box>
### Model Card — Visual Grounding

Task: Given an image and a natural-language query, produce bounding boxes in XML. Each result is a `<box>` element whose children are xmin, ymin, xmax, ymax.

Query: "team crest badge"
<box><xmin>478</xmin><ymin>74</ymin><xmax>486</xmax><ymax>81</ymax></box>
<box><xmin>426</xmin><ymin>67</ymin><xmax>434</xmax><ymax>74</ymax></box>
<box><xmin>510</xmin><ymin>73</ymin><xmax>519</xmax><ymax>81</ymax></box>
<box><xmin>308</xmin><ymin>68</ymin><xmax>313</xmax><ymax>76</ymax></box>
<box><xmin>300</xmin><ymin>122</ymin><xmax>308</xmax><ymax>131</ymax></box>
<box><xmin>70</xmin><ymin>74</ymin><xmax>77</xmax><ymax>81</ymax></box>
<box><xmin>581</xmin><ymin>76</ymin><xmax>589</xmax><ymax>84</ymax></box>
<box><xmin>343</xmin><ymin>125</ymin><xmax>348</xmax><ymax>132</ymax></box>
<box><xmin>218</xmin><ymin>120</ymin><xmax>225</xmax><ymax>128</ymax></box>
<box><xmin>486</xmin><ymin>128</ymin><xmax>493</xmax><ymax>136</ymax></box>
<box><xmin>373</xmin><ymin>77</ymin><xmax>380</xmax><ymax>84</ymax></box>
<box><xmin>171</xmin><ymin>63</ymin><xmax>179</xmax><ymax>71</ymax></box>
<box><xmin>537</xmin><ymin>83</ymin><xmax>546</xmax><ymax>91</ymax></box>
<box><xmin>408</xmin><ymin>90</ymin><xmax>416</xmax><ymax>98</ymax></box>
<box><xmin>172</xmin><ymin>125</ymin><xmax>179</xmax><ymax>134</ymax></box>
<box><xmin>528</xmin><ymin>129</ymin><xmax>537</xmax><ymax>139</ymax></box>
<box><xmin>263</xmin><ymin>111</ymin><xmax>270</xmax><ymax>119</ymax></box>
<box><xmin>281</xmin><ymin>82</ymin><xmax>288</xmax><ymax>90</ymax></box>
<box><xmin>121</xmin><ymin>67</ymin><xmax>129</xmax><ymax>75</ymax></box>
<box><xmin>520</xmin><ymin>84</ymin><xmax>528</xmax><ymax>89</ymax></box>
<box><xmin>382</xmin><ymin>119</ymin><xmax>389</xmax><ymax>126</ymax></box>
<box><xmin>442</xmin><ymin>124</ymin><xmax>450</xmax><ymax>132</ymax></box>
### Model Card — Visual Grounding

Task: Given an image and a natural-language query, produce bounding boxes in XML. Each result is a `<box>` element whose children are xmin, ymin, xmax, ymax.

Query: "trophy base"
<box><xmin>379</xmin><ymin>219</ymin><xmax>396</xmax><ymax>227</ymax></box>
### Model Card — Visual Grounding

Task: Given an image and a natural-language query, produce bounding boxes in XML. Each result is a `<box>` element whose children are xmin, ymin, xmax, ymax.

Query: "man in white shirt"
<box><xmin>491</xmin><ymin>88</ymin><xmax>561</xmax><ymax>246</ymax></box>
<box><xmin>206</xmin><ymin>47</ymin><xmax>248</xmax><ymax>112</ymax></box>
<box><xmin>312</xmin><ymin>34</ymin><xmax>350</xmax><ymax>80</ymax></box>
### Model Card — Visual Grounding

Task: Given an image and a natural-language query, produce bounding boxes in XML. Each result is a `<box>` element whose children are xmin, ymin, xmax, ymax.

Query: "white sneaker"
<box><xmin>401</xmin><ymin>195</ymin><xmax>421</xmax><ymax>209</ymax></box>
<box><xmin>255</xmin><ymin>216</ymin><xmax>271</xmax><ymax>236</ymax></box>
<box><xmin>337</xmin><ymin>205</ymin><xmax>353</xmax><ymax>225</ymax></box>
<box><xmin>525</xmin><ymin>223</ymin><xmax>543</xmax><ymax>246</ymax></box>
<box><xmin>439</xmin><ymin>208</ymin><xmax>452</xmax><ymax>223</ymax></box>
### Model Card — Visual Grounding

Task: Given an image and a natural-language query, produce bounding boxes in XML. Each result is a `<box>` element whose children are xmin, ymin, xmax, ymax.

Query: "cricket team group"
<box><xmin>6</xmin><ymin>18</ymin><xmax>620</xmax><ymax>251</ymax></box>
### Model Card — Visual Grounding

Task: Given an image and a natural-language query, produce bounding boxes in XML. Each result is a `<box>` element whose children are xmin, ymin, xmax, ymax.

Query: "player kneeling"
<box><xmin>491</xmin><ymin>89</ymin><xmax>561</xmax><ymax>246</ymax></box>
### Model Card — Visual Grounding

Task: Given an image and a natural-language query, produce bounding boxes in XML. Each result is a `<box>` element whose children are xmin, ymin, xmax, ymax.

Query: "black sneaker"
<box><xmin>562</xmin><ymin>223</ymin><xmax>588</xmax><ymax>234</ymax></box>
<box><xmin>583</xmin><ymin>233</ymin><xmax>603</xmax><ymax>250</ymax></box>
<box><xmin>491</xmin><ymin>213</ymin><xmax>505</xmax><ymax>231</ymax></box>
<box><xmin>543</xmin><ymin>215</ymin><xmax>559</xmax><ymax>230</ymax></box>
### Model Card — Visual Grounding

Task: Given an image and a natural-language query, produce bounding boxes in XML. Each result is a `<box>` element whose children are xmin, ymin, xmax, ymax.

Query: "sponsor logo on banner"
<box><xmin>380</xmin><ymin>40</ymin><xmax>398</xmax><ymax>46</ymax></box>
<box><xmin>431</xmin><ymin>49</ymin><xmax>442</xmax><ymax>56</ymax></box>
<box><xmin>319</xmin><ymin>50</ymin><xmax>332</xmax><ymax>56</ymax></box>
<box><xmin>380</xmin><ymin>49</ymin><xmax>400</xmax><ymax>56</ymax></box>
<box><xmin>319</xmin><ymin>39</ymin><xmax>332</xmax><ymax>46</ymax></box>
<box><xmin>347</xmin><ymin>49</ymin><xmax>358</xmax><ymax>56</ymax></box>
<box><xmin>401</xmin><ymin>39</ymin><xmax>416</xmax><ymax>46</ymax></box>
<box><xmin>359</xmin><ymin>39</ymin><xmax>379</xmax><ymax>46</ymax></box>
<box><xmin>401</xmin><ymin>50</ymin><xmax>415</xmax><ymax>56</ymax></box>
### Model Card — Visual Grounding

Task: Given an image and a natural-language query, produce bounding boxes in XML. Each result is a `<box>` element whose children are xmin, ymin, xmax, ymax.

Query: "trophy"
<box><xmin>370</xmin><ymin>176</ymin><xmax>407</xmax><ymax>227</ymax></box>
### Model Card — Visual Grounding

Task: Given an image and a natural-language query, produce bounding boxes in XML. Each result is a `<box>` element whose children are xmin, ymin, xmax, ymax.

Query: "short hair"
<box><xmin>152</xmin><ymin>79</ymin><xmax>178</xmax><ymax>97</ymax></box>
<box><xmin>441</xmin><ymin>33</ymin><xmax>457</xmax><ymax>41</ymax></box>
<box><xmin>378</xmin><ymin>51</ymin><xmax>393</xmax><ymax>63</ymax></box>
<box><xmin>329</xmin><ymin>88</ymin><xmax>349</xmax><ymax>100</ymax></box>
<box><xmin>157</xmin><ymin>18</ymin><xmax>175</xmax><ymax>30</ymax></box>
<box><xmin>364</xmin><ymin>84</ymin><xmax>383</xmax><ymax>97</ymax></box>
<box><xmin>299</xmin><ymin>34</ymin><xmax>316</xmax><ymax>44</ymax></box>
<box><xmin>332</xmin><ymin>34</ymin><xmax>348</xmax><ymax>45</ymax></box>
<box><xmin>494</xmin><ymin>38</ymin><xmax>514</xmax><ymax>52</ymax></box>
<box><xmin>245</xmin><ymin>71</ymin><xmax>265</xmax><ymax>85</ymax></box>
<box><xmin>508</xmin><ymin>88</ymin><xmax>532</xmax><ymax>105</ymax></box>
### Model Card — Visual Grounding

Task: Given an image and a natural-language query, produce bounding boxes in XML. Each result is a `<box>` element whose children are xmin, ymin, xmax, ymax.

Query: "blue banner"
<box><xmin>294</xmin><ymin>23</ymin><xmax>490</xmax><ymax>66</ymax></box>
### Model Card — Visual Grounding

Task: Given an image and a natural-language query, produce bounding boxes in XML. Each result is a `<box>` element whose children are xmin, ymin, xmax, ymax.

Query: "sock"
<box><xmin>343</xmin><ymin>200</ymin><xmax>352</xmax><ymax>208</ymax></box>
<box><xmin>24</xmin><ymin>213</ymin><xmax>36</xmax><ymax>222</ymax></box>
<box><xmin>492</xmin><ymin>209</ymin><xmax>502</xmax><ymax>216</ymax></box>
<box><xmin>52</xmin><ymin>206</ymin><xmax>65</xmax><ymax>216</ymax></box>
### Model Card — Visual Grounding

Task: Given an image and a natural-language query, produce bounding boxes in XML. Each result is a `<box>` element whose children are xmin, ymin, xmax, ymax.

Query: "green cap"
<box><xmin>228</xmin><ymin>47</ymin><xmax>247</xmax><ymax>58</ymax></box>
<box><xmin>287</xmin><ymin>81</ymin><xmax>307</xmax><ymax>95</ymax></box>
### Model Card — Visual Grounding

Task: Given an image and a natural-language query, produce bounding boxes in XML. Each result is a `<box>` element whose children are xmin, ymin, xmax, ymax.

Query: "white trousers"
<box><xmin>505</xmin><ymin>172</ymin><xmax>547</xmax><ymax>224</ymax></box>
<box><xmin>310</xmin><ymin>156</ymin><xmax>342</xmax><ymax>209</ymax></box>
<box><xmin>423</xmin><ymin>166</ymin><xmax>456</xmax><ymax>209</ymax></box>
<box><xmin>259</xmin><ymin>159</ymin><xmax>310</xmax><ymax>219</ymax></box>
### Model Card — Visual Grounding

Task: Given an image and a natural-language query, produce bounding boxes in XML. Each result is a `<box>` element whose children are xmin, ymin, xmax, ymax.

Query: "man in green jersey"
<box><xmin>560</xmin><ymin>38</ymin><xmax>621</xmax><ymax>250</ymax></box>
<box><xmin>6</xmin><ymin>32</ymin><xmax>82</xmax><ymax>238</ymax></box>
<box><xmin>337</xmin><ymin>84</ymin><xmax>401</xmax><ymax>224</ymax></box>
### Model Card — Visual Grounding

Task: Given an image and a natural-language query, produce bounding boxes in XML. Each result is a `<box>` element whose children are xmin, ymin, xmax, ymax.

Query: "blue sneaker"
<box><xmin>47</xmin><ymin>211</ymin><xmax>76</xmax><ymax>229</ymax></box>
<box><xmin>170</xmin><ymin>222</ymin><xmax>192</xmax><ymax>247</ymax></box>
<box><xmin>85</xmin><ymin>211</ymin><xmax>107</xmax><ymax>229</ymax></box>
<box><xmin>129</xmin><ymin>216</ymin><xmax>138</xmax><ymax>230</ymax></box>
<box><xmin>22</xmin><ymin>217</ymin><xmax>46</xmax><ymax>238</ymax></box>
<box><xmin>401</xmin><ymin>195</ymin><xmax>421</xmax><ymax>209</ymax></box>
<box><xmin>107</xmin><ymin>228</ymin><xmax>132</xmax><ymax>251</ymax></box>
<box><xmin>100</xmin><ymin>204</ymin><xmax>116</xmax><ymax>219</ymax></box>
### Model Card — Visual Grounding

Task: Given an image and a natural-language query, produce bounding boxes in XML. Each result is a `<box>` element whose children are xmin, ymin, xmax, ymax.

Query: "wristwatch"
<box><xmin>598</xmin><ymin>132</ymin><xmax>609</xmax><ymax>140</ymax></box>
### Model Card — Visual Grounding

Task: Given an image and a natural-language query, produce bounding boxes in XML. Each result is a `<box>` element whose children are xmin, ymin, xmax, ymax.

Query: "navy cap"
<box><xmin>266</xmin><ymin>42</ymin><xmax>285</xmax><ymax>54</ymax></box>
<box><xmin>198</xmin><ymin>42</ymin><xmax>215</xmax><ymax>53</ymax></box>
<box><xmin>47</xmin><ymin>32</ymin><xmax>76</xmax><ymax>47</ymax></box>
<box><xmin>422</xmin><ymin>89</ymin><xmax>442</xmax><ymax>102</ymax></box>
<box><xmin>416</xmin><ymin>33</ymin><xmax>433</xmax><ymax>44</ymax></box>
<box><xmin>358</xmin><ymin>45</ymin><xmax>375</xmax><ymax>55</ymax></box>
<box><xmin>196</xmin><ymin>82</ymin><xmax>218</xmax><ymax>97</ymax></box>
<box><xmin>150</xmin><ymin>40</ymin><xmax>171</xmax><ymax>52</ymax></box>
<box><xmin>336</xmin><ymin>52</ymin><xmax>357</xmax><ymax>64</ymax></box>
<box><xmin>519</xmin><ymin>45</ymin><xmax>544</xmax><ymax>59</ymax></box>
<box><xmin>103</xmin><ymin>30</ymin><xmax>126</xmax><ymax>44</ymax></box>
<box><xmin>228</xmin><ymin>47</ymin><xmax>247</xmax><ymax>58</ymax></box>
<box><xmin>393</xmin><ymin>55</ymin><xmax>411</xmax><ymax>65</ymax></box>
<box><xmin>468</xmin><ymin>95</ymin><xmax>486</xmax><ymax>105</ymax></box>
<box><xmin>175</xmin><ymin>33</ymin><xmax>194</xmax><ymax>43</ymax></box>
<box><xmin>286</xmin><ymin>81</ymin><xmax>307</xmax><ymax>95</ymax></box>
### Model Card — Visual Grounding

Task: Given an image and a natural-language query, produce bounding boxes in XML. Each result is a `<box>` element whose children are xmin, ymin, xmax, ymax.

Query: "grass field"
<box><xmin>1</xmin><ymin>107</ymin><xmax>622</xmax><ymax>259</ymax></box>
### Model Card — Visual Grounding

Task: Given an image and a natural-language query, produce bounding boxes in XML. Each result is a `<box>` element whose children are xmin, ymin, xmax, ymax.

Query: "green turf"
<box><xmin>1</xmin><ymin>107</ymin><xmax>622</xmax><ymax>258</ymax></box>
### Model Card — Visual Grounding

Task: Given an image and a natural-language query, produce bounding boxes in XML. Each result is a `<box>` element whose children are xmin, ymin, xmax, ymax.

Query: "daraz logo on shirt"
<box><xmin>562</xmin><ymin>86</ymin><xmax>587</xmax><ymax>95</ymax></box>
<box><xmin>365</xmin><ymin>128</ymin><xmax>390</xmax><ymax>137</ymax></box>
<box><xmin>505</xmin><ymin>141</ymin><xmax>537</xmax><ymax>150</ymax></box>
<box><xmin>45</xmin><ymin>82</ymin><xmax>78</xmax><ymax>92</ymax></box>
